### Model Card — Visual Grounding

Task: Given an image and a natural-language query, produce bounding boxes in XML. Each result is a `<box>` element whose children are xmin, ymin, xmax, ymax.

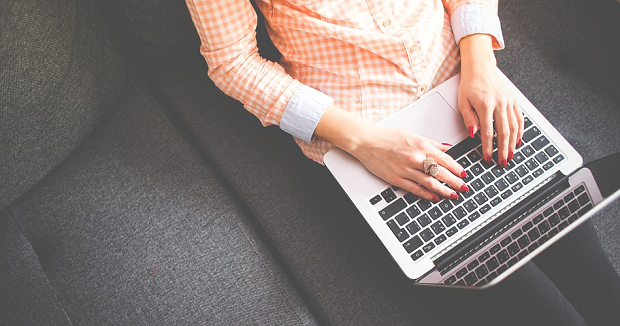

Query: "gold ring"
<box><xmin>423</xmin><ymin>157</ymin><xmax>440</xmax><ymax>177</ymax></box>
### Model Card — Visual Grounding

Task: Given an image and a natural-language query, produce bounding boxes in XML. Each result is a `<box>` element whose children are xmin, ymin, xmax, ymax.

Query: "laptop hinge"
<box><xmin>433</xmin><ymin>171</ymin><xmax>569</xmax><ymax>275</ymax></box>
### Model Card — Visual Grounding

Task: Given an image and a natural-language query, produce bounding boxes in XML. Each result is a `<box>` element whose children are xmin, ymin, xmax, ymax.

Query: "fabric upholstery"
<box><xmin>0</xmin><ymin>0</ymin><xmax>131</xmax><ymax>211</ymax></box>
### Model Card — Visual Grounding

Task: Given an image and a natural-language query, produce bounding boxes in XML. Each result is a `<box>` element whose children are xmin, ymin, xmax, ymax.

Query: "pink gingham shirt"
<box><xmin>186</xmin><ymin>0</ymin><xmax>504</xmax><ymax>163</ymax></box>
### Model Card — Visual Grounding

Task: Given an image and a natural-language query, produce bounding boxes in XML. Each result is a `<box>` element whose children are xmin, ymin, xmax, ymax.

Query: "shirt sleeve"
<box><xmin>185</xmin><ymin>0</ymin><xmax>331</xmax><ymax>142</ymax></box>
<box><xmin>442</xmin><ymin>0</ymin><xmax>505</xmax><ymax>49</ymax></box>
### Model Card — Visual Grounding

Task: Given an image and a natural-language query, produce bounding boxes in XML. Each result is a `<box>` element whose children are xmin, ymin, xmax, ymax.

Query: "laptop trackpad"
<box><xmin>378</xmin><ymin>92</ymin><xmax>466</xmax><ymax>143</ymax></box>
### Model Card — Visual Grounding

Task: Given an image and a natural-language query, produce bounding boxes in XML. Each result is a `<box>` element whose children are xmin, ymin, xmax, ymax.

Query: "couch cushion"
<box><xmin>0</xmin><ymin>0</ymin><xmax>131</xmax><ymax>211</ymax></box>
<box><xmin>1</xmin><ymin>78</ymin><xmax>318</xmax><ymax>325</ymax></box>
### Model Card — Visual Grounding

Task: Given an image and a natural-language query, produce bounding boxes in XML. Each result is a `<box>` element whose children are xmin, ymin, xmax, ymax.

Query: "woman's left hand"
<box><xmin>457</xmin><ymin>34</ymin><xmax>524</xmax><ymax>168</ymax></box>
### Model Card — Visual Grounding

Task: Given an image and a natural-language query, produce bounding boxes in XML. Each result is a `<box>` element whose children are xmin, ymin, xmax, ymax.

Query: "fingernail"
<box><xmin>432</xmin><ymin>195</ymin><xmax>441</xmax><ymax>202</ymax></box>
<box><xmin>460</xmin><ymin>170</ymin><xmax>468</xmax><ymax>178</ymax></box>
<box><xmin>508</xmin><ymin>151</ymin><xmax>514</xmax><ymax>161</ymax></box>
<box><xmin>517</xmin><ymin>139</ymin><xmax>522</xmax><ymax>147</ymax></box>
<box><xmin>500</xmin><ymin>159</ymin><xmax>507</xmax><ymax>168</ymax></box>
<box><xmin>468</xmin><ymin>126</ymin><xmax>475</xmax><ymax>138</ymax></box>
<box><xmin>441</xmin><ymin>142</ymin><xmax>453</xmax><ymax>146</ymax></box>
<box><xmin>485</xmin><ymin>156</ymin><xmax>492</xmax><ymax>164</ymax></box>
<box><xmin>460</xmin><ymin>184</ymin><xmax>470</xmax><ymax>192</ymax></box>
<box><xmin>449</xmin><ymin>192</ymin><xmax>459</xmax><ymax>200</ymax></box>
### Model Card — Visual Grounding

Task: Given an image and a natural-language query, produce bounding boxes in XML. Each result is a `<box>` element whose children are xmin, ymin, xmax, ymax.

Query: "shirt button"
<box><xmin>382</xmin><ymin>19</ymin><xmax>392</xmax><ymax>28</ymax></box>
<box><xmin>420</xmin><ymin>84</ymin><xmax>429</xmax><ymax>93</ymax></box>
<box><xmin>409</xmin><ymin>44</ymin><xmax>419</xmax><ymax>53</ymax></box>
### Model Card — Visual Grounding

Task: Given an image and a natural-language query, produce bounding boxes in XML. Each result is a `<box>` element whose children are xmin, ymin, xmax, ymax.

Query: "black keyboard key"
<box><xmin>553</xmin><ymin>200</ymin><xmax>564</xmax><ymax>210</ymax></box>
<box><xmin>568</xmin><ymin>200</ymin><xmax>580</xmax><ymax>214</ymax></box>
<box><xmin>467</xmin><ymin>260</ymin><xmax>480</xmax><ymax>270</ymax></box>
<box><xmin>543</xmin><ymin>207</ymin><xmax>554</xmax><ymax>217</ymax></box>
<box><xmin>490</xmin><ymin>244</ymin><xmax>501</xmax><ymax>255</ymax></box>
<box><xmin>479</xmin><ymin>252</ymin><xmax>491</xmax><ymax>263</ymax></box>
<box><xmin>500</xmin><ymin>237</ymin><xmax>512</xmax><ymax>247</ymax></box>
<box><xmin>517</xmin><ymin>235</ymin><xmax>530</xmax><ymax>249</ymax></box>
<box><xmin>515</xmin><ymin>166</ymin><xmax>529</xmax><ymax>178</ymax></box>
<box><xmin>525</xmin><ymin>158</ymin><xmax>539</xmax><ymax>171</ymax></box>
<box><xmin>528</xmin><ymin>242</ymin><xmax>539</xmax><ymax>253</ymax></box>
<box><xmin>568</xmin><ymin>214</ymin><xmax>578</xmax><ymax>224</ymax></box>
<box><xmin>497</xmin><ymin>265</ymin><xmax>508</xmax><ymax>275</ymax></box>
<box><xmin>501</xmin><ymin>190</ymin><xmax>513</xmax><ymax>199</ymax></box>
<box><xmin>486</xmin><ymin>271</ymin><xmax>498</xmax><ymax>283</ymax></box>
<box><xmin>578</xmin><ymin>203</ymin><xmax>593</xmax><ymax>217</ymax></box>
<box><xmin>558</xmin><ymin>207</ymin><xmax>570</xmax><ymax>220</ymax></box>
<box><xmin>439</xmin><ymin>200</ymin><xmax>454</xmax><ymax>213</ymax></box>
<box><xmin>486</xmin><ymin>257</ymin><xmax>500</xmax><ymax>271</ymax></box>
<box><xmin>387</xmin><ymin>220</ymin><xmax>400</xmax><ymax>234</ymax></box>
<box><xmin>511</xmin><ymin>229</ymin><xmax>523</xmax><ymax>240</ymax></box>
<box><xmin>531</xmin><ymin>136</ymin><xmax>550</xmax><ymax>151</ymax></box>
<box><xmin>553</xmin><ymin>155</ymin><xmax>565</xmax><ymax>164</ymax></box>
<box><xmin>521</xmin><ymin>145</ymin><xmax>535</xmax><ymax>157</ymax></box>
<box><xmin>505</xmin><ymin>172</ymin><xmax>519</xmax><ymax>184</ymax></box>
<box><xmin>465</xmin><ymin>272</ymin><xmax>479</xmax><ymax>286</ymax></box>
<box><xmin>456</xmin><ymin>267</ymin><xmax>468</xmax><ymax>279</ymax></box>
<box><xmin>538</xmin><ymin>220</ymin><xmax>550</xmax><ymax>234</ymax></box>
<box><xmin>406</xmin><ymin>205</ymin><xmax>421</xmax><ymax>218</ymax></box>
<box><xmin>505</xmin><ymin>160</ymin><xmax>516</xmax><ymax>170</ymax></box>
<box><xmin>490</xmin><ymin>197</ymin><xmax>502</xmax><ymax>207</ymax></box>
<box><xmin>564</xmin><ymin>192</ymin><xmax>575</xmax><ymax>202</ymax></box>
<box><xmin>545</xmin><ymin>145</ymin><xmax>559</xmax><ymax>157</ymax></box>
<box><xmin>468</xmin><ymin>211</ymin><xmax>481</xmax><ymax>222</ymax></box>
<box><xmin>474</xmin><ymin>193</ymin><xmax>488</xmax><ymax>205</ymax></box>
<box><xmin>528</xmin><ymin>227</ymin><xmax>541</xmax><ymax>242</ymax></box>
<box><xmin>511</xmin><ymin>182</ymin><xmax>524</xmax><ymax>193</ymax></box>
<box><xmin>535</xmin><ymin>151</ymin><xmax>549</xmax><ymax>164</ymax></box>
<box><xmin>404</xmin><ymin>192</ymin><xmax>418</xmax><ymax>204</ymax></box>
<box><xmin>495</xmin><ymin>178</ymin><xmax>509</xmax><ymax>191</ymax></box>
<box><xmin>446</xmin><ymin>227</ymin><xmax>458</xmax><ymax>237</ymax></box>
<box><xmin>532</xmin><ymin>168</ymin><xmax>544</xmax><ymax>178</ymax></box>
<box><xmin>543</xmin><ymin>161</ymin><xmax>554</xmax><ymax>171</ymax></box>
<box><xmin>442</xmin><ymin>214</ymin><xmax>457</xmax><ymax>227</ymax></box>
<box><xmin>418</xmin><ymin>199</ymin><xmax>433</xmax><ymax>211</ymax></box>
<box><xmin>475</xmin><ymin>265</ymin><xmax>489</xmax><ymax>278</ymax></box>
<box><xmin>538</xmin><ymin>234</ymin><xmax>549</xmax><ymax>245</ymax></box>
<box><xmin>575</xmin><ymin>185</ymin><xmax>586</xmax><ymax>195</ymax></box>
<box><xmin>431</xmin><ymin>221</ymin><xmax>446</xmax><ymax>234</ymax></box>
<box><xmin>446</xmin><ymin>135</ymin><xmax>480</xmax><ymax>159</ymax></box>
<box><xmin>491</xmin><ymin>165</ymin><xmax>505</xmax><ymax>178</ymax></box>
<box><xmin>522</xmin><ymin>221</ymin><xmax>534</xmax><ymax>231</ymax></box>
<box><xmin>403</xmin><ymin>236</ymin><xmax>423</xmax><ymax>253</ymax></box>
<box><xmin>428</xmin><ymin>207</ymin><xmax>443</xmax><ymax>220</ymax></box>
<box><xmin>444</xmin><ymin>275</ymin><xmax>457</xmax><ymax>285</ymax></box>
<box><xmin>513</xmin><ymin>151</ymin><xmax>526</xmax><ymax>164</ymax></box>
<box><xmin>420</xmin><ymin>228</ymin><xmax>434</xmax><ymax>242</ymax></box>
<box><xmin>463</xmin><ymin>200</ymin><xmax>478</xmax><ymax>212</ymax></box>
<box><xmin>454</xmin><ymin>207</ymin><xmax>467</xmax><ymax>220</ymax></box>
<box><xmin>484</xmin><ymin>185</ymin><xmax>499</xmax><ymax>198</ymax></box>
<box><xmin>395</xmin><ymin>212</ymin><xmax>410</xmax><ymax>226</ymax></box>
<box><xmin>518</xmin><ymin>251</ymin><xmax>529</xmax><ymax>260</ymax></box>
<box><xmin>456</xmin><ymin>280</ymin><xmax>466</xmax><ymax>286</ymax></box>
<box><xmin>549</xmin><ymin>214</ymin><xmax>560</xmax><ymax>226</ymax></box>
<box><xmin>379</xmin><ymin>198</ymin><xmax>407</xmax><ymax>220</ymax></box>
<box><xmin>467</xmin><ymin>150</ymin><xmax>483</xmax><ymax>163</ymax></box>
<box><xmin>406</xmin><ymin>221</ymin><xmax>421</xmax><ymax>234</ymax></box>
<box><xmin>479</xmin><ymin>204</ymin><xmax>491</xmax><ymax>215</ymax></box>
<box><xmin>548</xmin><ymin>228</ymin><xmax>559</xmax><ymax>238</ymax></box>
<box><xmin>470</xmin><ymin>163</ymin><xmax>485</xmax><ymax>176</ymax></box>
<box><xmin>533</xmin><ymin>214</ymin><xmax>544</xmax><ymax>224</ymax></box>
<box><xmin>381</xmin><ymin>188</ymin><xmax>397</xmax><ymax>203</ymax></box>
<box><xmin>524</xmin><ymin>116</ymin><xmax>533</xmax><ymax>129</ymax></box>
<box><xmin>471</xmin><ymin>179</ymin><xmax>485</xmax><ymax>191</ymax></box>
<box><xmin>577</xmin><ymin>193</ymin><xmax>589</xmax><ymax>206</ymax></box>
<box><xmin>457</xmin><ymin>157</ymin><xmax>471</xmax><ymax>169</ymax></box>
<box><xmin>507</xmin><ymin>257</ymin><xmax>519</xmax><ymax>267</ymax></box>
<box><xmin>435</xmin><ymin>234</ymin><xmax>447</xmax><ymax>245</ymax></box>
<box><xmin>522</xmin><ymin>127</ymin><xmax>541</xmax><ymax>143</ymax></box>
<box><xmin>507</xmin><ymin>243</ymin><xmax>520</xmax><ymax>256</ymax></box>
<box><xmin>411</xmin><ymin>250</ymin><xmax>424</xmax><ymax>261</ymax></box>
<box><xmin>423</xmin><ymin>242</ymin><xmax>436</xmax><ymax>253</ymax></box>
<box><xmin>497</xmin><ymin>249</ymin><xmax>510</xmax><ymax>263</ymax></box>
<box><xmin>417</xmin><ymin>214</ymin><xmax>432</xmax><ymax>227</ymax></box>
<box><xmin>370</xmin><ymin>195</ymin><xmax>382</xmax><ymax>205</ymax></box>
<box><xmin>481</xmin><ymin>172</ymin><xmax>495</xmax><ymax>184</ymax></box>
<box><xmin>457</xmin><ymin>219</ymin><xmax>470</xmax><ymax>229</ymax></box>
<box><xmin>522</xmin><ymin>175</ymin><xmax>534</xmax><ymax>185</ymax></box>
<box><xmin>558</xmin><ymin>221</ymin><xmax>568</xmax><ymax>231</ymax></box>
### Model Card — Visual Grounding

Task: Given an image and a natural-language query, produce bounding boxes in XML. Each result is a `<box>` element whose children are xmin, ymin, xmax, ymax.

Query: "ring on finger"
<box><xmin>423</xmin><ymin>157</ymin><xmax>440</xmax><ymax>177</ymax></box>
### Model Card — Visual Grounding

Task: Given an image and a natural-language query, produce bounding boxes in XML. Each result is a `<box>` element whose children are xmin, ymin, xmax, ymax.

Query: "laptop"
<box><xmin>323</xmin><ymin>70</ymin><xmax>620</xmax><ymax>288</ymax></box>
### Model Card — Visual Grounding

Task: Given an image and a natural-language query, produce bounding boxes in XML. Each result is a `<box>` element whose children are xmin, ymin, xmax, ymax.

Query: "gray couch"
<box><xmin>1</xmin><ymin>0</ymin><xmax>619</xmax><ymax>325</ymax></box>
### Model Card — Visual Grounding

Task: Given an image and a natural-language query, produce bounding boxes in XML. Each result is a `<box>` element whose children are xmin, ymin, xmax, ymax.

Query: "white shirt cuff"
<box><xmin>451</xmin><ymin>4</ymin><xmax>505</xmax><ymax>49</ymax></box>
<box><xmin>280</xmin><ymin>84</ymin><xmax>333</xmax><ymax>143</ymax></box>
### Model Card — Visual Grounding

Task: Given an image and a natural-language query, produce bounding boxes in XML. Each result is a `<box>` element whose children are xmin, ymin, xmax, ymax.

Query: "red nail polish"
<box><xmin>449</xmin><ymin>192</ymin><xmax>459</xmax><ymax>200</ymax></box>
<box><xmin>460</xmin><ymin>170</ymin><xmax>468</xmax><ymax>178</ymax></box>
<box><xmin>485</xmin><ymin>156</ymin><xmax>492</xmax><ymax>164</ymax></box>
<box><xmin>508</xmin><ymin>151</ymin><xmax>514</xmax><ymax>161</ymax></box>
<box><xmin>460</xmin><ymin>184</ymin><xmax>470</xmax><ymax>192</ymax></box>
<box><xmin>441</xmin><ymin>142</ymin><xmax>453</xmax><ymax>146</ymax></box>
<box><xmin>517</xmin><ymin>139</ymin><xmax>522</xmax><ymax>147</ymax></box>
<box><xmin>468</xmin><ymin>126</ymin><xmax>475</xmax><ymax>138</ymax></box>
<box><xmin>432</xmin><ymin>195</ymin><xmax>441</xmax><ymax>202</ymax></box>
<box><xmin>500</xmin><ymin>159</ymin><xmax>507</xmax><ymax>168</ymax></box>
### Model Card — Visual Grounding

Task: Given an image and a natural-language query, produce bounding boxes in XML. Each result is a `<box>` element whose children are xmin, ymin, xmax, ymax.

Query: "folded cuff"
<box><xmin>280</xmin><ymin>84</ymin><xmax>333</xmax><ymax>143</ymax></box>
<box><xmin>451</xmin><ymin>4</ymin><xmax>505</xmax><ymax>49</ymax></box>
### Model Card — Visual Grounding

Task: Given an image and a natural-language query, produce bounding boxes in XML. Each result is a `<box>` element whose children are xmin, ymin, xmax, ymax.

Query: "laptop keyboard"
<box><xmin>442</xmin><ymin>184</ymin><xmax>593</xmax><ymax>286</ymax></box>
<box><xmin>370</xmin><ymin>115</ymin><xmax>567</xmax><ymax>262</ymax></box>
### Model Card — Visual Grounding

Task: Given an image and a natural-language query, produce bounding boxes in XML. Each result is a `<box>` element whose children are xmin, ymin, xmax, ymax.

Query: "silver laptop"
<box><xmin>323</xmin><ymin>70</ymin><xmax>620</xmax><ymax>288</ymax></box>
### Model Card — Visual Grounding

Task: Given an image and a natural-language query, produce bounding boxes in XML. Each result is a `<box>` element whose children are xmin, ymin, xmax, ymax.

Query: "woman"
<box><xmin>186</xmin><ymin>1</ymin><xmax>620</xmax><ymax>324</ymax></box>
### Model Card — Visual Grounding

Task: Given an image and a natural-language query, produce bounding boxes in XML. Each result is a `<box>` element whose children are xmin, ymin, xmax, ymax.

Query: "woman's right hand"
<box><xmin>315</xmin><ymin>104</ymin><xmax>469</xmax><ymax>201</ymax></box>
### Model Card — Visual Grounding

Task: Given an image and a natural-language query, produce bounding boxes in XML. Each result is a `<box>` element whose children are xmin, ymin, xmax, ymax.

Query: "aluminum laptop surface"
<box><xmin>323</xmin><ymin>70</ymin><xmax>583</xmax><ymax>282</ymax></box>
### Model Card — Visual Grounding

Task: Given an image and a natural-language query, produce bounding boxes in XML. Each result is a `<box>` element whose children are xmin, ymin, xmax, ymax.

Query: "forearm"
<box><xmin>314</xmin><ymin>104</ymin><xmax>372</xmax><ymax>156</ymax></box>
<box><xmin>459</xmin><ymin>33</ymin><xmax>497</xmax><ymax>76</ymax></box>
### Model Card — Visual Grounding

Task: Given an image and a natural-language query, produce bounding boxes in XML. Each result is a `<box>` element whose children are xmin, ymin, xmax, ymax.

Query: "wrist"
<box><xmin>314</xmin><ymin>104</ymin><xmax>374</xmax><ymax>156</ymax></box>
<box><xmin>459</xmin><ymin>34</ymin><xmax>497</xmax><ymax>74</ymax></box>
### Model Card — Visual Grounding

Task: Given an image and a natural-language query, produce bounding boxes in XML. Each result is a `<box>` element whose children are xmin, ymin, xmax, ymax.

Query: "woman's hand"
<box><xmin>314</xmin><ymin>105</ymin><xmax>468</xmax><ymax>201</ymax></box>
<box><xmin>458</xmin><ymin>34</ymin><xmax>524</xmax><ymax>167</ymax></box>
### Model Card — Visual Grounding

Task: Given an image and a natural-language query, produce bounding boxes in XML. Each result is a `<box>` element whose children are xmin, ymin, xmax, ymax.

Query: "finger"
<box><xmin>514</xmin><ymin>103</ymin><xmax>524</xmax><ymax>148</ymax></box>
<box><xmin>506</xmin><ymin>103</ymin><xmax>518</xmax><ymax>162</ymax></box>
<box><xmin>394</xmin><ymin>178</ymin><xmax>440</xmax><ymax>202</ymax></box>
<box><xmin>494</xmin><ymin>105</ymin><xmax>510</xmax><ymax>168</ymax></box>
<box><xmin>458</xmin><ymin>95</ymin><xmax>479</xmax><ymax>138</ymax></box>
<box><xmin>409</xmin><ymin>168</ymin><xmax>461</xmax><ymax>200</ymax></box>
<box><xmin>478</xmin><ymin>105</ymin><xmax>495</xmax><ymax>164</ymax></box>
<box><xmin>428</xmin><ymin>145</ymin><xmax>467</xmax><ymax>178</ymax></box>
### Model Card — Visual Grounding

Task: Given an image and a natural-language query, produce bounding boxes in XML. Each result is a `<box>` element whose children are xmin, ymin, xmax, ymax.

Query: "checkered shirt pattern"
<box><xmin>186</xmin><ymin>0</ymin><xmax>502</xmax><ymax>163</ymax></box>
